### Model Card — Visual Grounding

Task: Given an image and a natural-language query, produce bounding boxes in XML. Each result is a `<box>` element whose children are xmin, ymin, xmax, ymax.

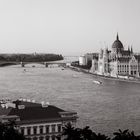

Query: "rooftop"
<box><xmin>112</xmin><ymin>34</ymin><xmax>124</xmax><ymax>49</ymax></box>
<box><xmin>0</xmin><ymin>99</ymin><xmax>77</xmax><ymax>124</ymax></box>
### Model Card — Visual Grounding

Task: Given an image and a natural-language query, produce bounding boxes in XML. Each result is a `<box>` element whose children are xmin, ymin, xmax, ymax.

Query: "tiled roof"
<box><xmin>0</xmin><ymin>100</ymin><xmax>66</xmax><ymax>122</ymax></box>
<box><xmin>117</xmin><ymin>57</ymin><xmax>131</xmax><ymax>62</ymax></box>
<box><xmin>121</xmin><ymin>50</ymin><xmax>131</xmax><ymax>56</ymax></box>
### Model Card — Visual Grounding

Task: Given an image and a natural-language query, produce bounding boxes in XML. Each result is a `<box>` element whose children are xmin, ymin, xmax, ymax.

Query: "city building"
<box><xmin>79</xmin><ymin>53</ymin><xmax>98</xmax><ymax>66</ymax></box>
<box><xmin>0</xmin><ymin>99</ymin><xmax>78</xmax><ymax>140</ymax></box>
<box><xmin>79</xmin><ymin>55</ymin><xmax>87</xmax><ymax>66</ymax></box>
<box><xmin>91</xmin><ymin>34</ymin><xmax>140</xmax><ymax>77</ymax></box>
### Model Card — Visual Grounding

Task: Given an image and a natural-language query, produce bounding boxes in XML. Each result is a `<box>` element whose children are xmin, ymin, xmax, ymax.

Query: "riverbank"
<box><xmin>67</xmin><ymin>66</ymin><xmax>140</xmax><ymax>84</ymax></box>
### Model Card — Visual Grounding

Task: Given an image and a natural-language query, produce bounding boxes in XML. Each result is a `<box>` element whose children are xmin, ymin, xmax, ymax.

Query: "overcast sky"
<box><xmin>0</xmin><ymin>0</ymin><xmax>140</xmax><ymax>55</ymax></box>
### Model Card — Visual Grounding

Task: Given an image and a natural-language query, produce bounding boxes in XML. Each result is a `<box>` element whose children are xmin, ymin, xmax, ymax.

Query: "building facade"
<box><xmin>91</xmin><ymin>34</ymin><xmax>140</xmax><ymax>77</ymax></box>
<box><xmin>0</xmin><ymin>99</ymin><xmax>78</xmax><ymax>140</ymax></box>
<box><xmin>79</xmin><ymin>53</ymin><xmax>98</xmax><ymax>66</ymax></box>
<box><xmin>79</xmin><ymin>55</ymin><xmax>87</xmax><ymax>66</ymax></box>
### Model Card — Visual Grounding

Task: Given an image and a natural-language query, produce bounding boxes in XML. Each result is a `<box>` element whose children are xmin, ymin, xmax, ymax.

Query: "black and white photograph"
<box><xmin>0</xmin><ymin>0</ymin><xmax>140</xmax><ymax>140</ymax></box>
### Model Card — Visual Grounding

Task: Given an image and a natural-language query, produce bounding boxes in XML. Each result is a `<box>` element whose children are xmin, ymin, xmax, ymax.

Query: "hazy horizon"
<box><xmin>0</xmin><ymin>0</ymin><xmax>140</xmax><ymax>56</ymax></box>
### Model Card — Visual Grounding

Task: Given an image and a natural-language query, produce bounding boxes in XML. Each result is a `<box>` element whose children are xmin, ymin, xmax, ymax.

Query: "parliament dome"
<box><xmin>112</xmin><ymin>34</ymin><xmax>123</xmax><ymax>50</ymax></box>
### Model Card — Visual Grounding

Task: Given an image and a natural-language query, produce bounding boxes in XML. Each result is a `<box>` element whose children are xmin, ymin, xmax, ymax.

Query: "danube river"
<box><xmin>0</xmin><ymin>63</ymin><xmax>140</xmax><ymax>136</ymax></box>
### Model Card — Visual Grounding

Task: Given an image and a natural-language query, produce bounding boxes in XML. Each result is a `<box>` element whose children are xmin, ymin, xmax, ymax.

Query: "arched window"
<box><xmin>46</xmin><ymin>125</ymin><xmax>50</xmax><ymax>133</ymax></box>
<box><xmin>27</xmin><ymin>127</ymin><xmax>31</xmax><ymax>135</ymax></box>
<box><xmin>39</xmin><ymin>126</ymin><xmax>43</xmax><ymax>134</ymax></box>
<box><xmin>51</xmin><ymin>125</ymin><xmax>56</xmax><ymax>133</ymax></box>
<box><xmin>33</xmin><ymin>127</ymin><xmax>37</xmax><ymax>135</ymax></box>
<box><xmin>57</xmin><ymin>124</ymin><xmax>61</xmax><ymax>132</ymax></box>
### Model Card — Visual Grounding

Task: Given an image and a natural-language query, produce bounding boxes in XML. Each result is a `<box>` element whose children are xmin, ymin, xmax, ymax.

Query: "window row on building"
<box><xmin>118</xmin><ymin>70</ymin><xmax>129</xmax><ymax>74</ymax></box>
<box><xmin>27</xmin><ymin>135</ymin><xmax>61</xmax><ymax>140</ymax></box>
<box><xmin>117</xmin><ymin>65</ymin><xmax>138</xmax><ymax>69</ymax></box>
<box><xmin>21</xmin><ymin>124</ymin><xmax>62</xmax><ymax>136</ymax></box>
<box><xmin>118</xmin><ymin>65</ymin><xmax>129</xmax><ymax>68</ymax></box>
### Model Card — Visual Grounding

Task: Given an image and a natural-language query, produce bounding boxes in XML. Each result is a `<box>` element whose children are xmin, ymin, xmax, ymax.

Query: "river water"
<box><xmin>0</xmin><ymin>62</ymin><xmax>140</xmax><ymax>136</ymax></box>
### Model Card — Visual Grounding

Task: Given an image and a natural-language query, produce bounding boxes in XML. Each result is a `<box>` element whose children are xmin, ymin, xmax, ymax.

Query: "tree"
<box><xmin>0</xmin><ymin>121</ymin><xmax>25</xmax><ymax>140</ymax></box>
<box><xmin>62</xmin><ymin>123</ymin><xmax>110</xmax><ymax>140</ymax></box>
<box><xmin>112</xmin><ymin>129</ymin><xmax>140</xmax><ymax>140</ymax></box>
<box><xmin>62</xmin><ymin>124</ymin><xmax>140</xmax><ymax>140</ymax></box>
<box><xmin>81</xmin><ymin>126</ymin><xmax>93</xmax><ymax>140</ymax></box>
<box><xmin>62</xmin><ymin>123</ymin><xmax>78</xmax><ymax>140</ymax></box>
<box><xmin>92</xmin><ymin>132</ymin><xmax>110</xmax><ymax>140</ymax></box>
<box><xmin>0</xmin><ymin>123</ymin><xmax>6</xmax><ymax>140</ymax></box>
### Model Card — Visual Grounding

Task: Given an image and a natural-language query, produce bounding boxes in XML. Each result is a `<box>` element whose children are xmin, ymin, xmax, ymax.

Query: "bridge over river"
<box><xmin>0</xmin><ymin>56</ymin><xmax>78</xmax><ymax>67</ymax></box>
<box><xmin>0</xmin><ymin>61</ymin><xmax>70</xmax><ymax>67</ymax></box>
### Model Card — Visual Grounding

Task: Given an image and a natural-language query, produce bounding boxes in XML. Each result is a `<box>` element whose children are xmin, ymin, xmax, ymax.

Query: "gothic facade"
<box><xmin>91</xmin><ymin>34</ymin><xmax>140</xmax><ymax>77</ymax></box>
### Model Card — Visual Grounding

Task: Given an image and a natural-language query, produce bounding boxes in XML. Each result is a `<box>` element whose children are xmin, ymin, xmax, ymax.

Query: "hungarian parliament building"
<box><xmin>80</xmin><ymin>34</ymin><xmax>140</xmax><ymax>78</ymax></box>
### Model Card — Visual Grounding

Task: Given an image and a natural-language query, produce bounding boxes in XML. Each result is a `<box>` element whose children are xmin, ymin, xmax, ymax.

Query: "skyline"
<box><xmin>0</xmin><ymin>0</ymin><xmax>140</xmax><ymax>55</ymax></box>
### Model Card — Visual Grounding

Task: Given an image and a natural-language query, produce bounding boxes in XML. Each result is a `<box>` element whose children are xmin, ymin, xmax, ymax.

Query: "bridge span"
<box><xmin>0</xmin><ymin>61</ymin><xmax>70</xmax><ymax>67</ymax></box>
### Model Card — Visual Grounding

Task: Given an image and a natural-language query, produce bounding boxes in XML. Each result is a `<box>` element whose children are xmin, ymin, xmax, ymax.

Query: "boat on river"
<box><xmin>93</xmin><ymin>80</ymin><xmax>102</xmax><ymax>85</ymax></box>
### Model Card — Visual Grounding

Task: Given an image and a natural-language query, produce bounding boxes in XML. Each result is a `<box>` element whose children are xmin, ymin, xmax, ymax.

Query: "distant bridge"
<box><xmin>0</xmin><ymin>61</ymin><xmax>70</xmax><ymax>67</ymax></box>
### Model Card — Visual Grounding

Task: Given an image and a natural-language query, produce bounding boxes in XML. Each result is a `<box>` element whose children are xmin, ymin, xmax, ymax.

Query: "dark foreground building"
<box><xmin>0</xmin><ymin>99</ymin><xmax>78</xmax><ymax>140</ymax></box>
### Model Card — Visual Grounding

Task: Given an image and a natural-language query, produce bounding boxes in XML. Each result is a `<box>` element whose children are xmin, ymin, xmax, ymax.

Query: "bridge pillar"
<box><xmin>20</xmin><ymin>62</ymin><xmax>25</xmax><ymax>67</ymax></box>
<box><xmin>44</xmin><ymin>62</ymin><xmax>48</xmax><ymax>67</ymax></box>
